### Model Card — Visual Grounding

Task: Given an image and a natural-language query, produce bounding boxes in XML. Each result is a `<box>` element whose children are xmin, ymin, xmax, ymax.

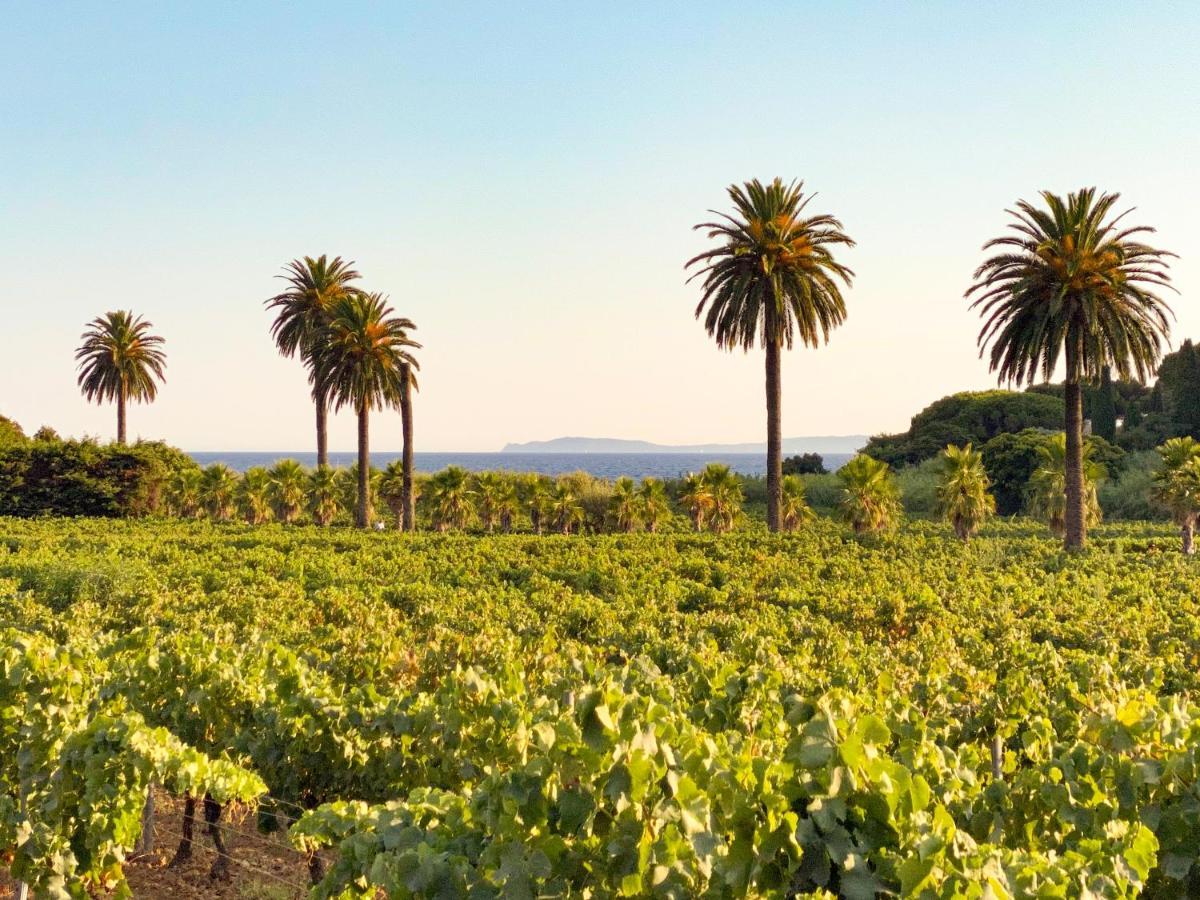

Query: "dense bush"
<box><xmin>980</xmin><ymin>428</ymin><xmax>1124</xmax><ymax>516</ymax></box>
<box><xmin>781</xmin><ymin>452</ymin><xmax>826</xmax><ymax>475</ymax></box>
<box><xmin>0</xmin><ymin>415</ymin><xmax>25</xmax><ymax>449</ymax></box>
<box><xmin>1100</xmin><ymin>451</ymin><xmax>1168</xmax><ymax>521</ymax></box>
<box><xmin>864</xmin><ymin>390</ymin><xmax>1063</xmax><ymax>466</ymax></box>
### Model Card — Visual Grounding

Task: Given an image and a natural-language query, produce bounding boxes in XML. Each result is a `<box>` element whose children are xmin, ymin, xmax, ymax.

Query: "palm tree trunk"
<box><xmin>1183</xmin><ymin>517</ymin><xmax>1196</xmax><ymax>556</ymax></box>
<box><xmin>356</xmin><ymin>403</ymin><xmax>370</xmax><ymax>528</ymax></box>
<box><xmin>400</xmin><ymin>370</ymin><xmax>415</xmax><ymax>532</ymax></box>
<box><xmin>1063</xmin><ymin>377</ymin><xmax>1086</xmax><ymax>551</ymax></box>
<box><xmin>315</xmin><ymin>392</ymin><xmax>329</xmax><ymax>469</ymax></box>
<box><xmin>765</xmin><ymin>336</ymin><xmax>782</xmax><ymax>532</ymax></box>
<box><xmin>117</xmin><ymin>389</ymin><xmax>127</xmax><ymax>445</ymax></box>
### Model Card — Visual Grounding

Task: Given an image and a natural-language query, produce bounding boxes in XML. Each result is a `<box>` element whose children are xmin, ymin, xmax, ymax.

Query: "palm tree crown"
<box><xmin>75</xmin><ymin>311</ymin><xmax>167</xmax><ymax>443</ymax></box>
<box><xmin>266</xmin><ymin>255</ymin><xmax>362</xmax><ymax>360</ymax></box>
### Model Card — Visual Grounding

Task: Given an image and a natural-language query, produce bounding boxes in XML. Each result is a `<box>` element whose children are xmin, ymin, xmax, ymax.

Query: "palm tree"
<box><xmin>310</xmin><ymin>293</ymin><xmax>419</xmax><ymax>528</ymax></box>
<box><xmin>265</xmin><ymin>256</ymin><xmax>362</xmax><ymax>469</ymax></box>
<box><xmin>701</xmin><ymin>463</ymin><xmax>743</xmax><ymax>534</ymax></box>
<box><xmin>551</xmin><ymin>482</ymin><xmax>585</xmax><ymax>535</ymax></box>
<box><xmin>636</xmin><ymin>478</ymin><xmax>671</xmax><ymax>533</ymax></box>
<box><xmin>838</xmin><ymin>455</ymin><xmax>901</xmax><ymax>535</ymax></box>
<box><xmin>378</xmin><ymin>460</ymin><xmax>408</xmax><ymax>530</ymax></box>
<box><xmin>269</xmin><ymin>459</ymin><xmax>308</xmax><ymax>524</ymax></box>
<box><xmin>1153</xmin><ymin>437</ymin><xmax>1200</xmax><ymax>555</ymax></box>
<box><xmin>678</xmin><ymin>472</ymin><xmax>712</xmax><ymax>532</ymax></box>
<box><xmin>427</xmin><ymin>466</ymin><xmax>474</xmax><ymax>531</ymax></box>
<box><xmin>967</xmin><ymin>188</ymin><xmax>1174</xmax><ymax>550</ymax></box>
<box><xmin>936</xmin><ymin>444</ymin><xmax>995</xmax><ymax>541</ymax></box>
<box><xmin>780</xmin><ymin>475</ymin><xmax>815</xmax><ymax>532</ymax></box>
<box><xmin>75</xmin><ymin>311</ymin><xmax>167</xmax><ymax>444</ymax></box>
<box><xmin>687</xmin><ymin>178</ymin><xmax>855</xmax><ymax>531</ymax></box>
<box><xmin>610</xmin><ymin>476</ymin><xmax>640</xmax><ymax>533</ymax></box>
<box><xmin>167</xmin><ymin>467</ymin><xmax>203</xmax><ymax>518</ymax></box>
<box><xmin>474</xmin><ymin>472</ymin><xmax>509</xmax><ymax>533</ymax></box>
<box><xmin>398</xmin><ymin>363</ymin><xmax>420</xmax><ymax>531</ymax></box>
<box><xmin>239</xmin><ymin>467</ymin><xmax>274</xmax><ymax>525</ymax></box>
<box><xmin>200</xmin><ymin>464</ymin><xmax>238</xmax><ymax>522</ymax></box>
<box><xmin>519</xmin><ymin>474</ymin><xmax>553</xmax><ymax>534</ymax></box>
<box><xmin>308</xmin><ymin>466</ymin><xmax>341</xmax><ymax>526</ymax></box>
<box><xmin>1026</xmin><ymin>434</ymin><xmax>1104</xmax><ymax>538</ymax></box>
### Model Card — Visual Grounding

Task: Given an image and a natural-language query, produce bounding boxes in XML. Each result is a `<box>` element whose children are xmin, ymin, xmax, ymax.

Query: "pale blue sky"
<box><xmin>2</xmin><ymin>2</ymin><xmax>1197</xmax><ymax>450</ymax></box>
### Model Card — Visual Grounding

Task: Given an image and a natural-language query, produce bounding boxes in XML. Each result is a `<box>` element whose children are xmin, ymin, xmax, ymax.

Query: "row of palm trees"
<box><xmin>689</xmin><ymin>180</ymin><xmax>1177</xmax><ymax>550</ymax></box>
<box><xmin>73</xmin><ymin>181</ymin><xmax>1181</xmax><ymax>551</ymax></box>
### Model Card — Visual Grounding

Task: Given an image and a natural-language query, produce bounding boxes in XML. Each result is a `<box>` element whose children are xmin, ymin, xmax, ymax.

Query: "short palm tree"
<box><xmin>1152</xmin><ymin>437</ymin><xmax>1200</xmax><ymax>555</ymax></box>
<box><xmin>378</xmin><ymin>460</ymin><xmax>408</xmax><ymax>530</ymax></box>
<box><xmin>610</xmin><ymin>476</ymin><xmax>641</xmax><ymax>533</ymax></box>
<box><xmin>75</xmin><ymin>311</ymin><xmax>167</xmax><ymax>444</ymax></box>
<box><xmin>936</xmin><ymin>444</ymin><xmax>996</xmax><ymax>541</ymax></box>
<box><xmin>473</xmin><ymin>472</ymin><xmax>510</xmax><ymax>533</ymax></box>
<box><xmin>688</xmin><ymin>178</ymin><xmax>854</xmax><ymax>532</ymax></box>
<box><xmin>310</xmin><ymin>293</ymin><xmax>419</xmax><ymax>528</ymax></box>
<box><xmin>780</xmin><ymin>475</ymin><xmax>815</xmax><ymax>532</ymax></box>
<box><xmin>200</xmin><ymin>464</ymin><xmax>239</xmax><ymax>522</ymax></box>
<box><xmin>701</xmin><ymin>463</ymin><xmax>743</xmax><ymax>534</ymax></box>
<box><xmin>1026</xmin><ymin>434</ymin><xmax>1104</xmax><ymax>537</ymax></box>
<box><xmin>519</xmin><ymin>474</ymin><xmax>553</xmax><ymax>534</ymax></box>
<box><xmin>838</xmin><ymin>455</ymin><xmax>901</xmax><ymax>535</ymax></box>
<box><xmin>167</xmin><ymin>467</ymin><xmax>203</xmax><ymax>518</ymax></box>
<box><xmin>427</xmin><ymin>466</ymin><xmax>474</xmax><ymax>532</ymax></box>
<box><xmin>967</xmin><ymin>188</ymin><xmax>1174</xmax><ymax>550</ymax></box>
<box><xmin>636</xmin><ymin>478</ymin><xmax>671</xmax><ymax>533</ymax></box>
<box><xmin>269</xmin><ymin>459</ymin><xmax>308</xmax><ymax>524</ymax></box>
<box><xmin>239</xmin><ymin>467</ymin><xmax>274</xmax><ymax>525</ymax></box>
<box><xmin>678</xmin><ymin>472</ymin><xmax>712</xmax><ymax>532</ymax></box>
<box><xmin>551</xmin><ymin>482</ymin><xmax>585</xmax><ymax>535</ymax></box>
<box><xmin>308</xmin><ymin>466</ymin><xmax>341</xmax><ymax>526</ymax></box>
<box><xmin>265</xmin><ymin>256</ymin><xmax>362</xmax><ymax>469</ymax></box>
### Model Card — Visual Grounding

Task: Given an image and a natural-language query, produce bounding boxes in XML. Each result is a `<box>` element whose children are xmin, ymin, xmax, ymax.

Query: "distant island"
<box><xmin>500</xmin><ymin>435</ymin><xmax>868</xmax><ymax>454</ymax></box>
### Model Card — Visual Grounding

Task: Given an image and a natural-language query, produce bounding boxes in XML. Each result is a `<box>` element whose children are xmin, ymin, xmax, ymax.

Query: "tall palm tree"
<box><xmin>1153</xmin><ymin>437</ymin><xmax>1200</xmax><ymax>555</ymax></box>
<box><xmin>310</xmin><ymin>293</ymin><xmax>419</xmax><ymax>528</ymax></box>
<box><xmin>75</xmin><ymin>311</ymin><xmax>167</xmax><ymax>444</ymax></box>
<box><xmin>1026</xmin><ymin>434</ymin><xmax>1104</xmax><ymax>538</ymax></box>
<box><xmin>687</xmin><ymin>178</ymin><xmax>854</xmax><ymax>531</ymax></box>
<box><xmin>265</xmin><ymin>255</ymin><xmax>362</xmax><ymax>469</ymax></box>
<box><xmin>398</xmin><ymin>362</ymin><xmax>420</xmax><ymax>531</ymax></box>
<box><xmin>967</xmin><ymin>188</ymin><xmax>1174</xmax><ymax>550</ymax></box>
<box><xmin>838</xmin><ymin>455</ymin><xmax>901</xmax><ymax>535</ymax></box>
<box><xmin>936</xmin><ymin>444</ymin><xmax>995</xmax><ymax>542</ymax></box>
<box><xmin>269</xmin><ymin>459</ymin><xmax>308</xmax><ymax>524</ymax></box>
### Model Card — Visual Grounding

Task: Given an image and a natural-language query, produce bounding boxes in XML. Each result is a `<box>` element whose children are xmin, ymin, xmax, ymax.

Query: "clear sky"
<box><xmin>2</xmin><ymin>2</ymin><xmax>1197</xmax><ymax>451</ymax></box>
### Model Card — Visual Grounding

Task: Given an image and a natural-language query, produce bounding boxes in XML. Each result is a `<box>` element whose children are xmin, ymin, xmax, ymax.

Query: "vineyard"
<box><xmin>2</xmin><ymin>517</ymin><xmax>1200</xmax><ymax>897</ymax></box>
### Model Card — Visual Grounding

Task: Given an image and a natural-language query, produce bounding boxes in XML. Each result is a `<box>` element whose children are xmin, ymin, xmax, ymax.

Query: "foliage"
<box><xmin>865</xmin><ymin>390</ymin><xmax>1064</xmax><ymax>467</ymax></box>
<box><xmin>1151</xmin><ymin>437</ymin><xmax>1200</xmax><ymax>554</ymax></box>
<box><xmin>0</xmin><ymin>415</ymin><xmax>25</xmax><ymax>450</ymax></box>
<box><xmin>1026</xmin><ymin>433</ymin><xmax>1105</xmax><ymax>536</ymax></box>
<box><xmin>1156</xmin><ymin>339</ymin><xmax>1200</xmax><ymax>439</ymax></box>
<box><xmin>74</xmin><ymin>311</ymin><xmax>167</xmax><ymax>439</ymax></box>
<box><xmin>935</xmin><ymin>444</ymin><xmax>995</xmax><ymax>540</ymax></box>
<box><xmin>779</xmin><ymin>474</ymin><xmax>814</xmax><ymax>530</ymax></box>
<box><xmin>781</xmin><ymin>452</ymin><xmax>827</xmax><ymax>476</ymax></box>
<box><xmin>981</xmin><ymin>429</ymin><xmax>1124</xmax><ymax>516</ymax></box>
<box><xmin>838</xmin><ymin>454</ymin><xmax>901</xmax><ymax>534</ymax></box>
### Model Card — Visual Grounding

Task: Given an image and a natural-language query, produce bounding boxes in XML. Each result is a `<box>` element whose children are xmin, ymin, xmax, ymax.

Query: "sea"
<box><xmin>188</xmin><ymin>451</ymin><xmax>854</xmax><ymax>479</ymax></box>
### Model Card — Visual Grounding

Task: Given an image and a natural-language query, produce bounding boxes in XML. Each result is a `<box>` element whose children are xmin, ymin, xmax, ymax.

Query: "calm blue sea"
<box><xmin>187</xmin><ymin>452</ymin><xmax>854</xmax><ymax>479</ymax></box>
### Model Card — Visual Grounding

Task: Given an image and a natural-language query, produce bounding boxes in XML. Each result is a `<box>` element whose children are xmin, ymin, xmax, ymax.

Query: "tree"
<box><xmin>265</xmin><ymin>256</ymin><xmax>362</xmax><ymax>469</ymax></box>
<box><xmin>551</xmin><ymin>482</ymin><xmax>585</xmax><ymax>535</ymax></box>
<box><xmin>310</xmin><ymin>293</ymin><xmax>419</xmax><ymax>528</ymax></box>
<box><xmin>239</xmin><ymin>467</ymin><xmax>273</xmax><ymax>525</ymax></box>
<box><xmin>1152</xmin><ymin>437</ymin><xmax>1200</xmax><ymax>555</ymax></box>
<box><xmin>398</xmin><ymin>363</ymin><xmax>420</xmax><ymax>531</ymax></box>
<box><xmin>701</xmin><ymin>463</ymin><xmax>743</xmax><ymax>534</ymax></box>
<box><xmin>75</xmin><ymin>311</ymin><xmax>167</xmax><ymax>444</ymax></box>
<box><xmin>609</xmin><ymin>476</ymin><xmax>640</xmax><ymax>533</ymax></box>
<box><xmin>269</xmin><ymin>459</ymin><xmax>308</xmax><ymax>524</ymax></box>
<box><xmin>1157</xmin><ymin>340</ymin><xmax>1200</xmax><ymax>438</ymax></box>
<box><xmin>968</xmin><ymin>188</ymin><xmax>1174</xmax><ymax>550</ymax></box>
<box><xmin>378</xmin><ymin>460</ymin><xmax>408</xmax><ymax>530</ymax></box>
<box><xmin>1089</xmin><ymin>367</ymin><xmax>1118</xmax><ymax>443</ymax></box>
<box><xmin>838</xmin><ymin>455</ymin><xmax>901</xmax><ymax>535</ymax></box>
<box><xmin>474</xmin><ymin>472</ymin><xmax>513</xmax><ymax>533</ymax></box>
<box><xmin>678</xmin><ymin>472</ymin><xmax>712</xmax><ymax>532</ymax></box>
<box><xmin>779</xmin><ymin>475</ymin><xmax>815</xmax><ymax>531</ymax></box>
<box><xmin>200</xmin><ymin>464</ymin><xmax>238</xmax><ymax>521</ymax></box>
<box><xmin>427</xmin><ymin>466</ymin><xmax>474</xmax><ymax>532</ymax></box>
<box><xmin>936</xmin><ymin>444</ymin><xmax>995</xmax><ymax>541</ymax></box>
<box><xmin>635</xmin><ymin>478</ymin><xmax>671</xmax><ymax>533</ymax></box>
<box><xmin>0</xmin><ymin>415</ymin><xmax>25</xmax><ymax>449</ymax></box>
<box><xmin>1026</xmin><ymin>433</ymin><xmax>1104</xmax><ymax>537</ymax></box>
<box><xmin>308</xmin><ymin>466</ymin><xmax>340</xmax><ymax>526</ymax></box>
<box><xmin>782</xmin><ymin>453</ymin><xmax>826</xmax><ymax>476</ymax></box>
<box><xmin>519</xmin><ymin>474</ymin><xmax>553</xmax><ymax>535</ymax></box>
<box><xmin>167</xmin><ymin>466</ymin><xmax>203</xmax><ymax>518</ymax></box>
<box><xmin>688</xmin><ymin>178</ymin><xmax>854</xmax><ymax>531</ymax></box>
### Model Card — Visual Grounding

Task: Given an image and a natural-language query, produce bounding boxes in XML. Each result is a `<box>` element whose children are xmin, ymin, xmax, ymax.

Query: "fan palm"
<box><xmin>239</xmin><ymin>467</ymin><xmax>274</xmax><ymax>525</ymax></box>
<box><xmin>427</xmin><ymin>466</ymin><xmax>474</xmax><ymax>532</ymax></box>
<box><xmin>701</xmin><ymin>463</ymin><xmax>743</xmax><ymax>534</ymax></box>
<box><xmin>967</xmin><ymin>188</ymin><xmax>1174</xmax><ymax>550</ymax></box>
<box><xmin>308</xmin><ymin>466</ymin><xmax>341</xmax><ymax>526</ymax></box>
<box><xmin>1152</xmin><ymin>437</ymin><xmax>1200</xmax><ymax>555</ymax></box>
<box><xmin>936</xmin><ymin>444</ymin><xmax>996</xmax><ymax>541</ymax></box>
<box><xmin>310</xmin><ymin>293</ymin><xmax>419</xmax><ymax>528</ymax></box>
<box><xmin>678</xmin><ymin>472</ymin><xmax>712</xmax><ymax>532</ymax></box>
<box><xmin>75</xmin><ymin>311</ymin><xmax>167</xmax><ymax>444</ymax></box>
<box><xmin>551</xmin><ymin>482</ymin><xmax>585</xmax><ymax>535</ymax></box>
<box><xmin>167</xmin><ymin>467</ymin><xmax>203</xmax><ymax>518</ymax></box>
<box><xmin>265</xmin><ymin>255</ymin><xmax>362</xmax><ymax>468</ymax></box>
<box><xmin>688</xmin><ymin>178</ymin><xmax>854</xmax><ymax>531</ymax></box>
<box><xmin>1026</xmin><ymin>434</ymin><xmax>1104</xmax><ymax>537</ymax></box>
<box><xmin>200</xmin><ymin>464</ymin><xmax>238</xmax><ymax>522</ymax></box>
<box><xmin>610</xmin><ymin>476</ymin><xmax>640</xmax><ymax>533</ymax></box>
<box><xmin>268</xmin><ymin>459</ymin><xmax>308</xmax><ymax>524</ymax></box>
<box><xmin>378</xmin><ymin>460</ymin><xmax>408</xmax><ymax>530</ymax></box>
<box><xmin>838</xmin><ymin>455</ymin><xmax>901</xmax><ymax>535</ymax></box>
<box><xmin>473</xmin><ymin>472</ymin><xmax>510</xmax><ymax>533</ymax></box>
<box><xmin>636</xmin><ymin>478</ymin><xmax>671</xmax><ymax>533</ymax></box>
<box><xmin>780</xmin><ymin>475</ymin><xmax>815</xmax><ymax>532</ymax></box>
<box><xmin>519</xmin><ymin>474</ymin><xmax>553</xmax><ymax>534</ymax></box>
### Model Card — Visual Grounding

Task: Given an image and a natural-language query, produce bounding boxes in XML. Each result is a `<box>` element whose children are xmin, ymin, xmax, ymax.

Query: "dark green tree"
<box><xmin>1089</xmin><ymin>367</ymin><xmax>1118</xmax><ymax>443</ymax></box>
